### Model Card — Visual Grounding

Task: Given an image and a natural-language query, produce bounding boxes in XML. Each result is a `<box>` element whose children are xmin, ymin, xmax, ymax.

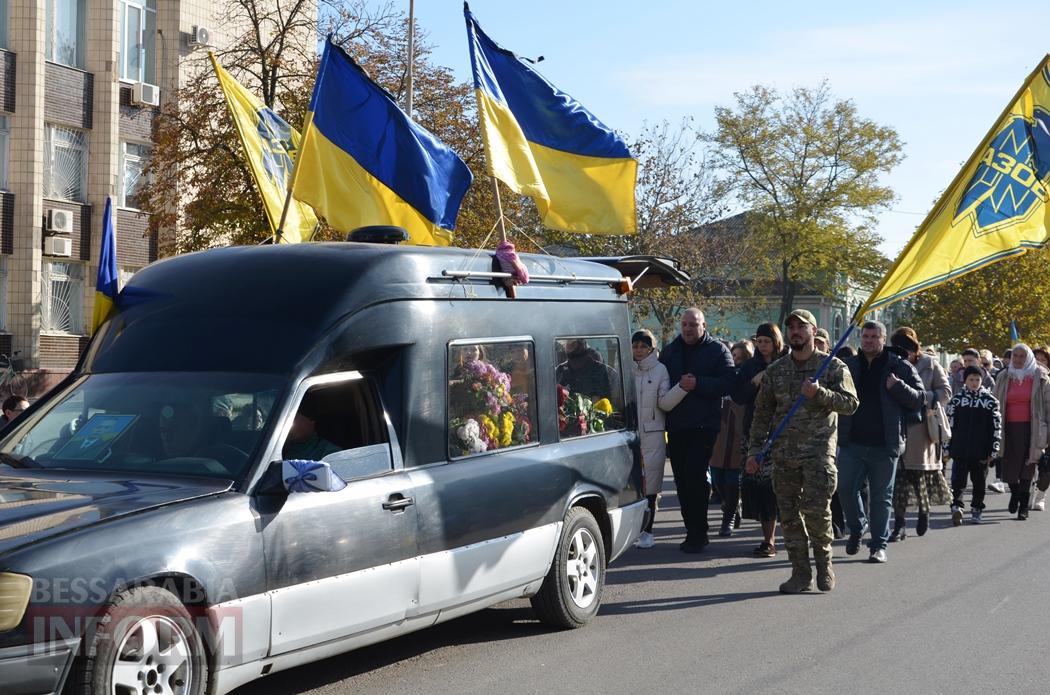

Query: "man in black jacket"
<box><xmin>659</xmin><ymin>308</ymin><xmax>737</xmax><ymax>553</ymax></box>
<box><xmin>838</xmin><ymin>321</ymin><xmax>926</xmax><ymax>563</ymax></box>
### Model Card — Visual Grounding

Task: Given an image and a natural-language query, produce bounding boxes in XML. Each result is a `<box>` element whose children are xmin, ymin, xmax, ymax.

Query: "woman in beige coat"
<box><xmin>632</xmin><ymin>329</ymin><xmax>675</xmax><ymax>548</ymax></box>
<box><xmin>993</xmin><ymin>343</ymin><xmax>1050</xmax><ymax>520</ymax></box>
<box><xmin>890</xmin><ymin>328</ymin><xmax>953</xmax><ymax>540</ymax></box>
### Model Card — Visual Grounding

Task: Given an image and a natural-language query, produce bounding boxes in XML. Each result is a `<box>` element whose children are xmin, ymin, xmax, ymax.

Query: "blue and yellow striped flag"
<box><xmin>210</xmin><ymin>54</ymin><xmax>317</xmax><ymax>244</ymax></box>
<box><xmin>860</xmin><ymin>55</ymin><xmax>1050</xmax><ymax>316</ymax></box>
<box><xmin>464</xmin><ymin>5</ymin><xmax>637</xmax><ymax>235</ymax></box>
<box><xmin>91</xmin><ymin>196</ymin><xmax>117</xmax><ymax>335</ymax></box>
<box><xmin>290</xmin><ymin>38</ymin><xmax>473</xmax><ymax>246</ymax></box>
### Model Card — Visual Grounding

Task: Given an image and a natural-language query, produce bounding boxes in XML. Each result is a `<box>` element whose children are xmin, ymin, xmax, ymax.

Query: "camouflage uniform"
<box><xmin>748</xmin><ymin>350</ymin><xmax>858</xmax><ymax>586</ymax></box>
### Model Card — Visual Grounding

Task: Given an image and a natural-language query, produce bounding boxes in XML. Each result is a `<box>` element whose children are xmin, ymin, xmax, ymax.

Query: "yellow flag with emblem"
<box><xmin>860</xmin><ymin>55</ymin><xmax>1050</xmax><ymax>316</ymax></box>
<box><xmin>210</xmin><ymin>53</ymin><xmax>317</xmax><ymax>243</ymax></box>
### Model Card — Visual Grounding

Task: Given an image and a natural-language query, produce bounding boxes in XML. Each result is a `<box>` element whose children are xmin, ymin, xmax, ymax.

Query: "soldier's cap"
<box><xmin>815</xmin><ymin>327</ymin><xmax>830</xmax><ymax>341</ymax></box>
<box><xmin>785</xmin><ymin>309</ymin><xmax>817</xmax><ymax>327</ymax></box>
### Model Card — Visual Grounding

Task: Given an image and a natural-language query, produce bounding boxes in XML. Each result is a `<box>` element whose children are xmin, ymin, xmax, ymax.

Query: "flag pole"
<box><xmin>490</xmin><ymin>176</ymin><xmax>508</xmax><ymax>242</ymax></box>
<box><xmin>406</xmin><ymin>0</ymin><xmax>415</xmax><ymax>117</ymax></box>
<box><xmin>276</xmin><ymin>109</ymin><xmax>316</xmax><ymax>244</ymax></box>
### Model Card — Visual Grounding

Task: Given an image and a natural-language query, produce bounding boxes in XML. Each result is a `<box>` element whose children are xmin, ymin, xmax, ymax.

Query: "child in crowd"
<box><xmin>945</xmin><ymin>366</ymin><xmax>1002</xmax><ymax>524</ymax></box>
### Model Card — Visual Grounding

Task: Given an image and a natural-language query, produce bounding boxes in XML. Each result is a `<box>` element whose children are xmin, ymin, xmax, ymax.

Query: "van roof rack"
<box><xmin>438</xmin><ymin>255</ymin><xmax>689</xmax><ymax>293</ymax></box>
<box><xmin>576</xmin><ymin>256</ymin><xmax>690</xmax><ymax>289</ymax></box>
<box><xmin>440</xmin><ymin>269</ymin><xmax>621</xmax><ymax>287</ymax></box>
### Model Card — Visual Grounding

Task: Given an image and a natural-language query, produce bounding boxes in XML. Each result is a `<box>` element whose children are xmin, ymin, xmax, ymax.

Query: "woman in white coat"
<box><xmin>632</xmin><ymin>329</ymin><xmax>676</xmax><ymax>548</ymax></box>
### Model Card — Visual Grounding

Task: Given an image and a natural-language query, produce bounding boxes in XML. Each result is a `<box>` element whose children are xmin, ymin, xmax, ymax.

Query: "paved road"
<box><xmin>233</xmin><ymin>475</ymin><xmax>1048</xmax><ymax>694</ymax></box>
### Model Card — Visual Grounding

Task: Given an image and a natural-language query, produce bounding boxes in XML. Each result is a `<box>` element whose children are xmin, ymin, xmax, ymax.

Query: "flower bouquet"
<box><xmin>557</xmin><ymin>384</ymin><xmax>614</xmax><ymax>437</ymax></box>
<box><xmin>449</xmin><ymin>360</ymin><xmax>532</xmax><ymax>456</ymax></box>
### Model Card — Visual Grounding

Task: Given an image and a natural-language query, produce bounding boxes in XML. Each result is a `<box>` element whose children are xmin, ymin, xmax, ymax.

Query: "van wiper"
<box><xmin>0</xmin><ymin>452</ymin><xmax>39</xmax><ymax>469</ymax></box>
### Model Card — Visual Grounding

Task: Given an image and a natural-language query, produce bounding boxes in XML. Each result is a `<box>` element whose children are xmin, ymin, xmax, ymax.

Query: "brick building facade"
<box><xmin>1</xmin><ymin>1</ymin><xmax>314</xmax><ymax>394</ymax></box>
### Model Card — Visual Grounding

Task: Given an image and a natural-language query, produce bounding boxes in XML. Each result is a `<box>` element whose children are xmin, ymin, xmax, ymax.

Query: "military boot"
<box><xmin>814</xmin><ymin>551</ymin><xmax>835</xmax><ymax>592</ymax></box>
<box><xmin>778</xmin><ymin>552</ymin><xmax>814</xmax><ymax>594</ymax></box>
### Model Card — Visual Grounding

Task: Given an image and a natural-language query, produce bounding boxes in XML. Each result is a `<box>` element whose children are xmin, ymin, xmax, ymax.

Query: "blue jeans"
<box><xmin>838</xmin><ymin>443</ymin><xmax>898</xmax><ymax>551</ymax></box>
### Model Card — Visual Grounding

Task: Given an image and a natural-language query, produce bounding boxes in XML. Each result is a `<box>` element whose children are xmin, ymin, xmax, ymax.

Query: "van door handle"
<box><xmin>382</xmin><ymin>494</ymin><xmax>414</xmax><ymax>511</ymax></box>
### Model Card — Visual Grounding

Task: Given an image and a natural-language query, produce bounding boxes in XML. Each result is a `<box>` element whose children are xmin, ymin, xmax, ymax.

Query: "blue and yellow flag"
<box><xmin>211</xmin><ymin>54</ymin><xmax>317</xmax><ymax>244</ymax></box>
<box><xmin>290</xmin><ymin>38</ymin><xmax>473</xmax><ymax>246</ymax></box>
<box><xmin>464</xmin><ymin>5</ymin><xmax>637</xmax><ymax>235</ymax></box>
<box><xmin>860</xmin><ymin>55</ymin><xmax>1050</xmax><ymax>316</ymax></box>
<box><xmin>91</xmin><ymin>196</ymin><xmax>117</xmax><ymax>335</ymax></box>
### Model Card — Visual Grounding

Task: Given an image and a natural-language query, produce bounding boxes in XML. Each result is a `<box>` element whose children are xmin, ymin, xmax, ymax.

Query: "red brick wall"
<box><xmin>39</xmin><ymin>335</ymin><xmax>88</xmax><ymax>371</ymax></box>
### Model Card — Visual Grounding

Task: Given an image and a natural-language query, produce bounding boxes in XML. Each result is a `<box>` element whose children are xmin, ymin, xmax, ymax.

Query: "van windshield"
<box><xmin>0</xmin><ymin>373</ymin><xmax>283</xmax><ymax>479</ymax></box>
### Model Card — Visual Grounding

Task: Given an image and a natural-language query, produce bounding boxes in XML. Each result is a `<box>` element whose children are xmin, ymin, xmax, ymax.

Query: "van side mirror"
<box><xmin>282</xmin><ymin>459</ymin><xmax>347</xmax><ymax>493</ymax></box>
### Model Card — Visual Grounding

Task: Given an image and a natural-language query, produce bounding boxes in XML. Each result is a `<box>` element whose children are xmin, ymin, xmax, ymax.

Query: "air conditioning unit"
<box><xmin>188</xmin><ymin>25</ymin><xmax>211</xmax><ymax>47</ymax></box>
<box><xmin>44</xmin><ymin>236</ymin><xmax>72</xmax><ymax>257</ymax></box>
<box><xmin>46</xmin><ymin>208</ymin><xmax>73</xmax><ymax>234</ymax></box>
<box><xmin>131</xmin><ymin>82</ymin><xmax>160</xmax><ymax>107</ymax></box>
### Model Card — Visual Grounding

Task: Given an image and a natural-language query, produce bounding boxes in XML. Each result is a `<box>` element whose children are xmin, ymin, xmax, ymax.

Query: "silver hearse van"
<box><xmin>0</xmin><ymin>239</ymin><xmax>686</xmax><ymax>695</ymax></box>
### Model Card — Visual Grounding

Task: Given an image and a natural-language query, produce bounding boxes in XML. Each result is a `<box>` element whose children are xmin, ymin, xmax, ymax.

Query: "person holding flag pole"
<box><xmin>749</xmin><ymin>52</ymin><xmax>1050</xmax><ymax>590</ymax></box>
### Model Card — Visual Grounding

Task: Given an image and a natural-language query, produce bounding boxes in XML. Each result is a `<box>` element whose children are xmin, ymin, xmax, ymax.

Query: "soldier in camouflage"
<box><xmin>746</xmin><ymin>309</ymin><xmax>859</xmax><ymax>594</ymax></box>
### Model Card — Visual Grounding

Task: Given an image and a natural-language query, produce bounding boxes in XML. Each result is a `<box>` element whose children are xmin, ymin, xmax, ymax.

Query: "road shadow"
<box><xmin>600</xmin><ymin>589</ymin><xmax>790</xmax><ymax>614</ymax></box>
<box><xmin>230</xmin><ymin>604</ymin><xmax>547</xmax><ymax>695</ymax></box>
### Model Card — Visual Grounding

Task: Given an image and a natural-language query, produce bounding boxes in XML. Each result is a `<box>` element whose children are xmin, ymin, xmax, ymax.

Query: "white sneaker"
<box><xmin>1033</xmin><ymin>489</ymin><xmax>1046</xmax><ymax>511</ymax></box>
<box><xmin>989</xmin><ymin>479</ymin><xmax>1006</xmax><ymax>494</ymax></box>
<box><xmin>634</xmin><ymin>531</ymin><xmax>655</xmax><ymax>549</ymax></box>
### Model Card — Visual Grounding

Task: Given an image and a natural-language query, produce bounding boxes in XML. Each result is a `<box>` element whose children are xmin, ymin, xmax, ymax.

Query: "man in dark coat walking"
<box><xmin>838</xmin><ymin>321</ymin><xmax>926</xmax><ymax>563</ymax></box>
<box><xmin>659</xmin><ymin>308</ymin><xmax>737</xmax><ymax>553</ymax></box>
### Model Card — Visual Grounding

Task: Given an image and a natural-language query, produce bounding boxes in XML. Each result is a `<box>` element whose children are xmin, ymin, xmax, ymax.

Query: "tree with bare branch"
<box><xmin>706</xmin><ymin>83</ymin><xmax>900</xmax><ymax>324</ymax></box>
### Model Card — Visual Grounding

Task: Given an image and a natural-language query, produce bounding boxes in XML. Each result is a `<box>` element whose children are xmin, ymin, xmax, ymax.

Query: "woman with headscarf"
<box><xmin>992</xmin><ymin>343</ymin><xmax>1050</xmax><ymax>520</ymax></box>
<box><xmin>733</xmin><ymin>322</ymin><xmax>786</xmax><ymax>557</ymax></box>
<box><xmin>888</xmin><ymin>327</ymin><xmax>953</xmax><ymax>540</ymax></box>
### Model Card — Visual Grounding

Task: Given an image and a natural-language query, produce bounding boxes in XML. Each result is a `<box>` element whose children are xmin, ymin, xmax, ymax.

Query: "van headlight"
<box><xmin>0</xmin><ymin>573</ymin><xmax>32</xmax><ymax>631</ymax></box>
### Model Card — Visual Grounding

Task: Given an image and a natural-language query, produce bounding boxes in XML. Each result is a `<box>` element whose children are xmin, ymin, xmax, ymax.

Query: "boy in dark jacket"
<box><xmin>945</xmin><ymin>366</ymin><xmax>1002</xmax><ymax>524</ymax></box>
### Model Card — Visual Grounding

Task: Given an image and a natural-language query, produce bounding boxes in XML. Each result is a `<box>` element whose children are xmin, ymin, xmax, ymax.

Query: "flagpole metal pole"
<box><xmin>406</xmin><ymin>0</ymin><xmax>415</xmax><ymax>117</ymax></box>
<box><xmin>274</xmin><ymin>187</ymin><xmax>294</xmax><ymax>244</ymax></box>
<box><xmin>490</xmin><ymin>176</ymin><xmax>508</xmax><ymax>243</ymax></box>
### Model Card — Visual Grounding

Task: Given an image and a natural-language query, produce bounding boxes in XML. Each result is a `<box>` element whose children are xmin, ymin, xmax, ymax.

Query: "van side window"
<box><xmin>281</xmin><ymin>377</ymin><xmax>392</xmax><ymax>480</ymax></box>
<box><xmin>447</xmin><ymin>341</ymin><xmax>536</xmax><ymax>458</ymax></box>
<box><xmin>555</xmin><ymin>337</ymin><xmax>626</xmax><ymax>438</ymax></box>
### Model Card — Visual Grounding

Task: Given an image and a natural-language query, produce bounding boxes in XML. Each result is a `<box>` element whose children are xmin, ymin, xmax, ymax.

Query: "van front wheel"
<box><xmin>531</xmin><ymin>506</ymin><xmax>606</xmax><ymax>628</ymax></box>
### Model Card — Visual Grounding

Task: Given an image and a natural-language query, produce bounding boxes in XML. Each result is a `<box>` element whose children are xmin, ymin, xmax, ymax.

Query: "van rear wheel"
<box><xmin>531</xmin><ymin>506</ymin><xmax>606</xmax><ymax>629</ymax></box>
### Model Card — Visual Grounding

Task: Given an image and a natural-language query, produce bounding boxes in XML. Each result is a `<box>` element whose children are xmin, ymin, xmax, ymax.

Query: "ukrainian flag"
<box><xmin>210</xmin><ymin>54</ymin><xmax>317</xmax><ymax>244</ymax></box>
<box><xmin>860</xmin><ymin>55</ymin><xmax>1050</xmax><ymax>316</ymax></box>
<box><xmin>91</xmin><ymin>196</ymin><xmax>117</xmax><ymax>335</ymax></box>
<box><xmin>290</xmin><ymin>38</ymin><xmax>473</xmax><ymax>246</ymax></box>
<box><xmin>464</xmin><ymin>5</ymin><xmax>637</xmax><ymax>235</ymax></box>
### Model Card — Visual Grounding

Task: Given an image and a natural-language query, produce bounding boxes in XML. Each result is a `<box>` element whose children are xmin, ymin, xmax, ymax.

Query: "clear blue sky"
<box><xmin>388</xmin><ymin>0</ymin><xmax>1050</xmax><ymax>257</ymax></box>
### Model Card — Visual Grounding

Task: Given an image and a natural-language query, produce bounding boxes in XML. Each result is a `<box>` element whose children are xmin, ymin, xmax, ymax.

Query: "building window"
<box><xmin>447</xmin><ymin>340</ymin><xmax>536</xmax><ymax>458</ymax></box>
<box><xmin>0</xmin><ymin>115</ymin><xmax>8</xmax><ymax>191</ymax></box>
<box><xmin>44</xmin><ymin>124</ymin><xmax>87</xmax><ymax>202</ymax></box>
<box><xmin>41</xmin><ymin>261</ymin><xmax>84</xmax><ymax>335</ymax></box>
<box><xmin>120</xmin><ymin>0</ymin><xmax>157</xmax><ymax>84</ymax></box>
<box><xmin>0</xmin><ymin>256</ymin><xmax>7</xmax><ymax>331</ymax></box>
<box><xmin>120</xmin><ymin>142</ymin><xmax>150</xmax><ymax>209</ymax></box>
<box><xmin>0</xmin><ymin>1</ymin><xmax>8</xmax><ymax>50</ymax></box>
<box><xmin>46</xmin><ymin>0</ymin><xmax>87</xmax><ymax>68</ymax></box>
<box><xmin>555</xmin><ymin>337</ymin><xmax>625</xmax><ymax>439</ymax></box>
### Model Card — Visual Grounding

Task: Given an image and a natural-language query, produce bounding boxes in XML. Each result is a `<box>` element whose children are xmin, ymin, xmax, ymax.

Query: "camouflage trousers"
<box><xmin>772</xmin><ymin>460</ymin><xmax>837</xmax><ymax>561</ymax></box>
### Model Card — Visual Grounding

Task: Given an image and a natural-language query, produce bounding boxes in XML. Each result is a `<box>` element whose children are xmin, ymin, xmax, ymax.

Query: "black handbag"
<box><xmin>1038</xmin><ymin>449</ymin><xmax>1050</xmax><ymax>477</ymax></box>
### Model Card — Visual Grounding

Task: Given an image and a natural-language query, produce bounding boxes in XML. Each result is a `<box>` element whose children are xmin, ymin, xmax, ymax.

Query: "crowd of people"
<box><xmin>631</xmin><ymin>307</ymin><xmax>1050</xmax><ymax>594</ymax></box>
